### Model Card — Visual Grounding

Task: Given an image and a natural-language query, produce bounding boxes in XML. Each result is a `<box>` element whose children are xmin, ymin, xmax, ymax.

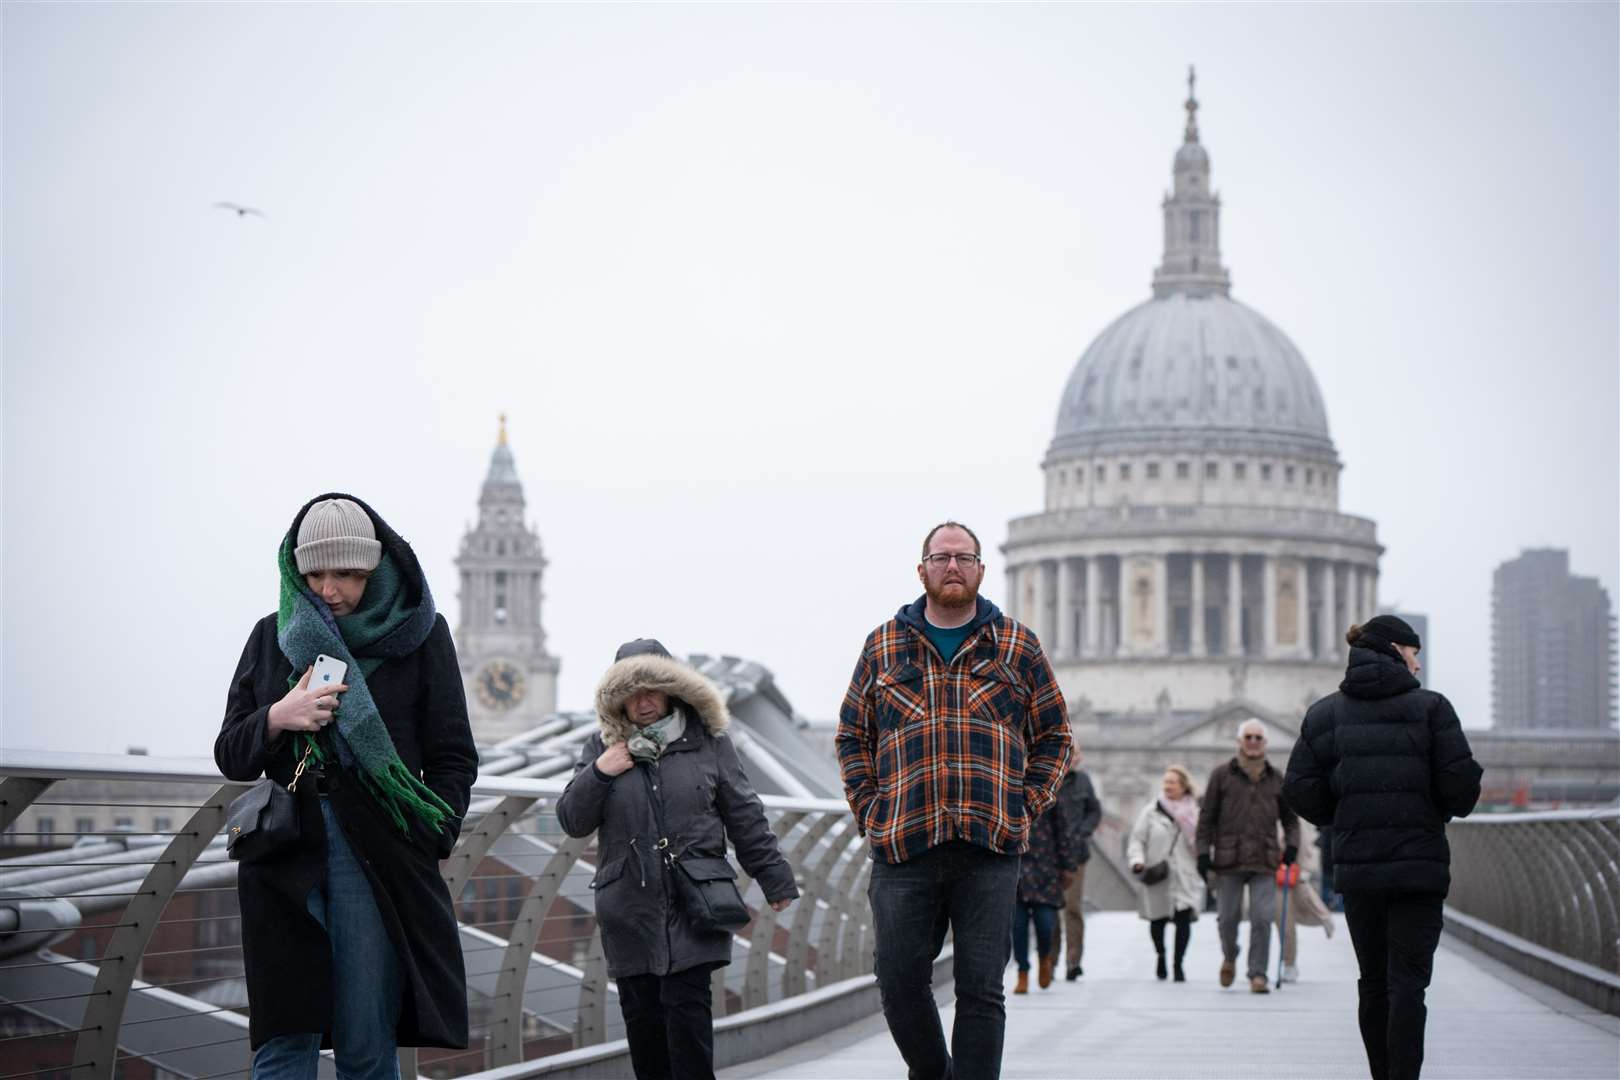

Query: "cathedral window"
<box><xmin>1176</xmin><ymin>461</ymin><xmax>1190</xmax><ymax>479</ymax></box>
<box><xmin>1096</xmin><ymin>464</ymin><xmax>1105</xmax><ymax>483</ymax></box>
<box><xmin>1285</xmin><ymin>465</ymin><xmax>1296</xmax><ymax>483</ymax></box>
<box><xmin>1235</xmin><ymin>462</ymin><xmax>1247</xmax><ymax>480</ymax></box>
<box><xmin>496</xmin><ymin>571</ymin><xmax>507</xmax><ymax>586</ymax></box>
<box><xmin>497</xmin><ymin>540</ymin><xmax>506</xmax><ymax>556</ymax></box>
<box><xmin>1059</xmin><ymin>469</ymin><xmax>1068</xmax><ymax>485</ymax></box>
<box><xmin>1146</xmin><ymin>462</ymin><xmax>1160</xmax><ymax>479</ymax></box>
<box><xmin>1119</xmin><ymin>463</ymin><xmax>1132</xmax><ymax>481</ymax></box>
<box><xmin>1261</xmin><ymin>464</ymin><xmax>1273</xmax><ymax>482</ymax></box>
<box><xmin>1189</xmin><ymin>210</ymin><xmax>1202</xmax><ymax>242</ymax></box>
<box><xmin>1306</xmin><ymin>468</ymin><xmax>1315</xmax><ymax>486</ymax></box>
<box><xmin>1205</xmin><ymin>461</ymin><xmax>1218</xmax><ymax>480</ymax></box>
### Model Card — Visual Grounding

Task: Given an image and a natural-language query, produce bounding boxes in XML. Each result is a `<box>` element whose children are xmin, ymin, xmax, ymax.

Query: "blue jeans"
<box><xmin>1009</xmin><ymin>903</ymin><xmax>1057</xmax><ymax>972</ymax></box>
<box><xmin>868</xmin><ymin>840</ymin><xmax>1020</xmax><ymax>1080</ymax></box>
<box><xmin>252</xmin><ymin>801</ymin><xmax>402</xmax><ymax>1080</ymax></box>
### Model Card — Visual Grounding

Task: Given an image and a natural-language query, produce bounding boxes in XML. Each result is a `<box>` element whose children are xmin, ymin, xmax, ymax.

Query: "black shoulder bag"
<box><xmin>1137</xmin><ymin>803</ymin><xmax>1180</xmax><ymax>887</ymax></box>
<box><xmin>225</xmin><ymin>740</ymin><xmax>315</xmax><ymax>863</ymax></box>
<box><xmin>642</xmin><ymin>763</ymin><xmax>750</xmax><ymax>932</ymax></box>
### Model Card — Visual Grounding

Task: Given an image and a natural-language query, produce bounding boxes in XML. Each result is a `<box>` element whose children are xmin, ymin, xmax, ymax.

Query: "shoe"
<box><xmin>1250</xmin><ymin>975</ymin><xmax>1270</xmax><ymax>994</ymax></box>
<box><xmin>1065</xmin><ymin>966</ymin><xmax>1082</xmax><ymax>981</ymax></box>
<box><xmin>1173</xmin><ymin>964</ymin><xmax>1185</xmax><ymax>983</ymax></box>
<box><xmin>1155</xmin><ymin>953</ymin><xmax>1167</xmax><ymax>980</ymax></box>
<box><xmin>1037</xmin><ymin>954</ymin><xmax>1055</xmax><ymax>989</ymax></box>
<box><xmin>1282</xmin><ymin>963</ymin><xmax>1299</xmax><ymax>983</ymax></box>
<box><xmin>1014</xmin><ymin>970</ymin><xmax>1029</xmax><ymax>995</ymax></box>
<box><xmin>1219</xmin><ymin>959</ymin><xmax>1235</xmax><ymax>987</ymax></box>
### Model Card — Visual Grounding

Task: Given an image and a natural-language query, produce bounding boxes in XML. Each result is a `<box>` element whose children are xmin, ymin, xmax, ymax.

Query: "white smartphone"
<box><xmin>311</xmin><ymin>654</ymin><xmax>348</xmax><ymax>691</ymax></box>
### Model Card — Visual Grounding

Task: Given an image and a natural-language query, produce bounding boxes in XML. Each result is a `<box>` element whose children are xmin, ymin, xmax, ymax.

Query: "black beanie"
<box><xmin>614</xmin><ymin>638</ymin><xmax>672</xmax><ymax>662</ymax></box>
<box><xmin>1361</xmin><ymin>614</ymin><xmax>1421</xmax><ymax>650</ymax></box>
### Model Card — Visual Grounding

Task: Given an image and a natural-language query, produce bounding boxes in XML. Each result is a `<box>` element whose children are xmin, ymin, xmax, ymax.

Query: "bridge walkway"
<box><xmin>721</xmin><ymin>911</ymin><xmax>1620</xmax><ymax>1079</ymax></box>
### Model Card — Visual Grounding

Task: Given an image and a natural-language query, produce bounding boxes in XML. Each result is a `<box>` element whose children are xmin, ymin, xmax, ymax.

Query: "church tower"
<box><xmin>456</xmin><ymin>416</ymin><xmax>560</xmax><ymax>744</ymax></box>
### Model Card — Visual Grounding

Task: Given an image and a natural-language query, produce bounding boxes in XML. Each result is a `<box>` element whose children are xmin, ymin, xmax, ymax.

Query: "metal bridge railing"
<box><xmin>1446</xmin><ymin>807</ymin><xmax>1620</xmax><ymax>976</ymax></box>
<box><xmin>0</xmin><ymin>751</ymin><xmax>872</xmax><ymax>1080</ymax></box>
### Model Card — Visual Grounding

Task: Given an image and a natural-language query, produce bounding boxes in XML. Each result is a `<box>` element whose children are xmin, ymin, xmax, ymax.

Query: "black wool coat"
<box><xmin>556</xmin><ymin>653</ymin><xmax>799</xmax><ymax>979</ymax></box>
<box><xmin>1056</xmin><ymin>769</ymin><xmax>1103</xmax><ymax>865</ymax></box>
<box><xmin>215</xmin><ymin>611</ymin><xmax>478</xmax><ymax>1050</ymax></box>
<box><xmin>1282</xmin><ymin>645</ymin><xmax>1483</xmax><ymax>896</ymax></box>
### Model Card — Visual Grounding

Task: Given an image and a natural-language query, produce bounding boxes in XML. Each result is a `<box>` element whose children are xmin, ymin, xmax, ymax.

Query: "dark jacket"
<box><xmin>1282</xmin><ymin>645</ymin><xmax>1483</xmax><ymax>896</ymax></box>
<box><xmin>1017</xmin><ymin>786</ymin><xmax>1078</xmax><ymax>907</ymax></box>
<box><xmin>1196</xmin><ymin>756</ymin><xmax>1300</xmax><ymax>875</ymax></box>
<box><xmin>215</xmin><ymin>611</ymin><xmax>477</xmax><ymax>1051</ymax></box>
<box><xmin>1057</xmin><ymin>769</ymin><xmax>1103</xmax><ymax>864</ymax></box>
<box><xmin>557</xmin><ymin>652</ymin><xmax>799</xmax><ymax>979</ymax></box>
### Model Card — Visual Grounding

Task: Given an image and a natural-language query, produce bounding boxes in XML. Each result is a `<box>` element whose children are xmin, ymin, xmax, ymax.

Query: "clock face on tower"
<box><xmin>476</xmin><ymin>660</ymin><xmax>527</xmax><ymax>711</ymax></box>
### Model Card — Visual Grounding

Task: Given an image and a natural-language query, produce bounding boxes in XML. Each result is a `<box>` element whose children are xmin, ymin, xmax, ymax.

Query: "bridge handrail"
<box><xmin>0</xmin><ymin>750</ymin><xmax>872</xmax><ymax>1080</ymax></box>
<box><xmin>1446</xmin><ymin>807</ymin><xmax>1620</xmax><ymax>978</ymax></box>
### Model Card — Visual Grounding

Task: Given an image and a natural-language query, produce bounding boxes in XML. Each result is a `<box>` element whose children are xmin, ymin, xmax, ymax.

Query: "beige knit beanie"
<box><xmin>295</xmin><ymin>498</ymin><xmax>382</xmax><ymax>574</ymax></box>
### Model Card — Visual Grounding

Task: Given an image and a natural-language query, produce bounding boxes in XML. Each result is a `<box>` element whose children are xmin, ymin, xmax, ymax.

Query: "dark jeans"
<box><xmin>616</xmin><ymin>963</ymin><xmax>719</xmax><ymax>1080</ymax></box>
<box><xmin>1009</xmin><ymin>903</ymin><xmax>1057</xmax><ymax>972</ymax></box>
<box><xmin>1149</xmin><ymin>908</ymin><xmax>1194</xmax><ymax>970</ymax></box>
<box><xmin>869</xmin><ymin>840</ymin><xmax>1020</xmax><ymax>1080</ymax></box>
<box><xmin>1342</xmin><ymin>892</ymin><xmax>1445</xmax><ymax>1080</ymax></box>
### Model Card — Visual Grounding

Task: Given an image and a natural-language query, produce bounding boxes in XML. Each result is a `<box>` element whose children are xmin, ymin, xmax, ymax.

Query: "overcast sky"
<box><xmin>4</xmin><ymin>3</ymin><xmax>1616</xmax><ymax>756</ymax></box>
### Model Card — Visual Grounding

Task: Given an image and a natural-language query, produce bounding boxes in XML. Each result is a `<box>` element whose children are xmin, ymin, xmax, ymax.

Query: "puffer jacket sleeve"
<box><xmin>714</xmin><ymin>734</ymin><xmax>799</xmax><ymax>903</ymax></box>
<box><xmin>1427</xmin><ymin>694</ymin><xmax>1484</xmax><ymax>821</ymax></box>
<box><xmin>557</xmin><ymin>734</ymin><xmax>613</xmax><ymax>838</ymax></box>
<box><xmin>1282</xmin><ymin>708</ymin><xmax>1337</xmax><ymax>827</ymax></box>
<box><xmin>214</xmin><ymin>616</ymin><xmax>281</xmax><ymax>782</ymax></box>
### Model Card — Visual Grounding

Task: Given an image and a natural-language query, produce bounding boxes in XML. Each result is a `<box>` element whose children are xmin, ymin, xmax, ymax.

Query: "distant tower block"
<box><xmin>455</xmin><ymin>415</ymin><xmax>561</xmax><ymax>744</ymax></box>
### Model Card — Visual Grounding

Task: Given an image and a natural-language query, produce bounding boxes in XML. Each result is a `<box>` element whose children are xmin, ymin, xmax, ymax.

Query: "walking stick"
<box><xmin>1275</xmin><ymin>861</ymin><xmax>1300</xmax><ymax>989</ymax></box>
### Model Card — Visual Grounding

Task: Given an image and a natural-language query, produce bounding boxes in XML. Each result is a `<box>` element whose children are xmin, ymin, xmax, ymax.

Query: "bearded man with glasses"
<box><xmin>1195</xmin><ymin>718</ymin><xmax>1301</xmax><ymax>993</ymax></box>
<box><xmin>836</xmin><ymin>521</ymin><xmax>1072</xmax><ymax>1080</ymax></box>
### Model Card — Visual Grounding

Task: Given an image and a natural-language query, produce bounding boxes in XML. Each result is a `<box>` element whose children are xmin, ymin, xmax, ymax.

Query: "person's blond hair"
<box><xmin>1163</xmin><ymin>764</ymin><xmax>1196</xmax><ymax>800</ymax></box>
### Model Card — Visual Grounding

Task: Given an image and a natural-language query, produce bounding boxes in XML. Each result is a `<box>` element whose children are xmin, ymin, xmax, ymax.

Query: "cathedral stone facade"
<box><xmin>1004</xmin><ymin>76</ymin><xmax>1384</xmax><ymax>816</ymax></box>
<box><xmin>455</xmin><ymin>418</ymin><xmax>560</xmax><ymax>744</ymax></box>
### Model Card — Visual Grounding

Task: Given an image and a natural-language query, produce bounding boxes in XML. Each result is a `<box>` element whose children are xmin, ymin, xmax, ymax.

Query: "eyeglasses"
<box><xmin>922</xmin><ymin>553</ymin><xmax>981</xmax><ymax>569</ymax></box>
<box><xmin>1242</xmin><ymin>734</ymin><xmax>1266</xmax><ymax>742</ymax></box>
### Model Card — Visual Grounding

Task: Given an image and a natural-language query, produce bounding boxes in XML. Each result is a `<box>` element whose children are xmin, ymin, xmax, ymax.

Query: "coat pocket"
<box><xmin>590</xmin><ymin>856</ymin><xmax>627</xmax><ymax>890</ymax></box>
<box><xmin>875</xmin><ymin>664</ymin><xmax>927</xmax><ymax>731</ymax></box>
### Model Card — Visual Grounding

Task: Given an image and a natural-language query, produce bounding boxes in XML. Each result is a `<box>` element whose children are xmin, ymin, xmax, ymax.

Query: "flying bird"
<box><xmin>213</xmin><ymin>201</ymin><xmax>267</xmax><ymax>219</ymax></box>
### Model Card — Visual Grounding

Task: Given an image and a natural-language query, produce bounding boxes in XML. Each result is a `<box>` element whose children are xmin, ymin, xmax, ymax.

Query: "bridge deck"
<box><xmin>721</xmin><ymin>911</ymin><xmax>1619</xmax><ymax>1079</ymax></box>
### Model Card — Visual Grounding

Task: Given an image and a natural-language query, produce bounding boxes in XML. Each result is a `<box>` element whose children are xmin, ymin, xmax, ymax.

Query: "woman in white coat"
<box><xmin>1127</xmin><ymin>765</ymin><xmax>1202</xmax><ymax>982</ymax></box>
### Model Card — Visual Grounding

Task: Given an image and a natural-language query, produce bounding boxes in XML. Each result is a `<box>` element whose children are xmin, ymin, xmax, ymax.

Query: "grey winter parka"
<box><xmin>556</xmin><ymin>653</ymin><xmax>799</xmax><ymax>979</ymax></box>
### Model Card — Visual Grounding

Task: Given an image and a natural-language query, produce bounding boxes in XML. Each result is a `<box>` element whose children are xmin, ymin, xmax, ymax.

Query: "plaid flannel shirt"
<box><xmin>836</xmin><ymin>596</ymin><xmax>1073</xmax><ymax>864</ymax></box>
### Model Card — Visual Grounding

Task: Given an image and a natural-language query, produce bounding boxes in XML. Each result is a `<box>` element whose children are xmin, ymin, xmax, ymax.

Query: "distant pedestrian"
<box><xmin>1010</xmin><ymin>768</ymin><xmax>1077</xmax><ymax>993</ymax></box>
<box><xmin>1053</xmin><ymin>754</ymin><xmax>1103</xmax><ymax>981</ymax></box>
<box><xmin>1195</xmin><ymin>719</ymin><xmax>1300</xmax><ymax>993</ymax></box>
<box><xmin>1127</xmin><ymin>765</ymin><xmax>1202</xmax><ymax>982</ymax></box>
<box><xmin>557</xmin><ymin>639</ymin><xmax>799</xmax><ymax>1080</ymax></box>
<box><xmin>837</xmin><ymin>521</ymin><xmax>1073</xmax><ymax>1080</ymax></box>
<box><xmin>1283</xmin><ymin>616</ymin><xmax>1482</xmax><ymax>1080</ymax></box>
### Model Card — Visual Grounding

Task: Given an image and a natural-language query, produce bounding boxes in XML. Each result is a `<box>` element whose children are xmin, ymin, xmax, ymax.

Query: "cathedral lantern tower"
<box><xmin>456</xmin><ymin>416</ymin><xmax>560</xmax><ymax>743</ymax></box>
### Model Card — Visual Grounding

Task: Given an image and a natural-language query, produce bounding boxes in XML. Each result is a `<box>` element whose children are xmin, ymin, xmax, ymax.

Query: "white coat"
<box><xmin>1127</xmin><ymin>799</ymin><xmax>1203</xmax><ymax>922</ymax></box>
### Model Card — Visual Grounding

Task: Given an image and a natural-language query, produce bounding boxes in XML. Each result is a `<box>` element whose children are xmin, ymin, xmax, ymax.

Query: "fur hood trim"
<box><xmin>594</xmin><ymin>654</ymin><xmax>731</xmax><ymax>746</ymax></box>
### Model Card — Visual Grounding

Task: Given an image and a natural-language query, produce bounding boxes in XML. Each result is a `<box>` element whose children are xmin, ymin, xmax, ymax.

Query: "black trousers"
<box><xmin>1342</xmin><ymin>892</ymin><xmax>1445</xmax><ymax>1080</ymax></box>
<box><xmin>1149</xmin><ymin>908</ymin><xmax>1194</xmax><ymax>969</ymax></box>
<box><xmin>616</xmin><ymin>963</ymin><xmax>719</xmax><ymax>1080</ymax></box>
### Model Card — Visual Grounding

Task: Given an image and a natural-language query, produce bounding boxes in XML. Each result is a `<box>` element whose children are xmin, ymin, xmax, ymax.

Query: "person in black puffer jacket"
<box><xmin>1283</xmin><ymin>615</ymin><xmax>1482</xmax><ymax>1080</ymax></box>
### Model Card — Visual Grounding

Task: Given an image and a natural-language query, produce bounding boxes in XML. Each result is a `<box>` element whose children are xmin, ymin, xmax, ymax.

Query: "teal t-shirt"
<box><xmin>923</xmin><ymin>618</ymin><xmax>974</xmax><ymax>662</ymax></box>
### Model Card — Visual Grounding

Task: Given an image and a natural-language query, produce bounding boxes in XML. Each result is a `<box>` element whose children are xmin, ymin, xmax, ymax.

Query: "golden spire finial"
<box><xmin>497</xmin><ymin>412</ymin><xmax>508</xmax><ymax>447</ymax></box>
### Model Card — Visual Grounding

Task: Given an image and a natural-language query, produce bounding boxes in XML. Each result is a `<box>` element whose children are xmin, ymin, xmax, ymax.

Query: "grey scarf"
<box><xmin>626</xmin><ymin>708</ymin><xmax>686</xmax><ymax>763</ymax></box>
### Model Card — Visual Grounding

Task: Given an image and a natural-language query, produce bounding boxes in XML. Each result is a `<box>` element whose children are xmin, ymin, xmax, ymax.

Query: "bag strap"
<box><xmin>1154</xmin><ymin>802</ymin><xmax>1182</xmax><ymax>856</ymax></box>
<box><xmin>287</xmin><ymin>741</ymin><xmax>316</xmax><ymax>793</ymax></box>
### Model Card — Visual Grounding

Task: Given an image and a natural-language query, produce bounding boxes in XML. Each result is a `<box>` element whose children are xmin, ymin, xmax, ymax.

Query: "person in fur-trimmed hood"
<box><xmin>557</xmin><ymin>638</ymin><xmax>798</xmax><ymax>1080</ymax></box>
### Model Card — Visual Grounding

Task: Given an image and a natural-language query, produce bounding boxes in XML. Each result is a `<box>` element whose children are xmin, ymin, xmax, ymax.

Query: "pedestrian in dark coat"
<box><xmin>557</xmin><ymin>639</ymin><xmax>798</xmax><ymax>1080</ymax></box>
<box><xmin>1284</xmin><ymin>615</ymin><xmax>1482</xmax><ymax>1080</ymax></box>
<box><xmin>1010</xmin><ymin>783</ymin><xmax>1076</xmax><ymax>993</ymax></box>
<box><xmin>215</xmin><ymin>494</ymin><xmax>477</xmax><ymax>1077</ymax></box>
<box><xmin>1053</xmin><ymin>761</ymin><xmax>1102</xmax><ymax>980</ymax></box>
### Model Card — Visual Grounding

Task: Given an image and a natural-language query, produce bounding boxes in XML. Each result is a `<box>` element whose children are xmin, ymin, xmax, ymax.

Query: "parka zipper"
<box><xmin>629</xmin><ymin>837</ymin><xmax>646</xmax><ymax>887</ymax></box>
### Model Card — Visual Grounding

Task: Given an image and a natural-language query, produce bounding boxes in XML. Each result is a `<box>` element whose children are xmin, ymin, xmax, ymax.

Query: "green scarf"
<box><xmin>277</xmin><ymin>538</ymin><xmax>454</xmax><ymax>835</ymax></box>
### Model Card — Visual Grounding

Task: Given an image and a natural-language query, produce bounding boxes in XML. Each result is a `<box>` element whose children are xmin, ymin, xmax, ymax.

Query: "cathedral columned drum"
<box><xmin>1003</xmin><ymin>74</ymin><xmax>1383</xmax><ymax>726</ymax></box>
<box><xmin>456</xmin><ymin>417</ymin><xmax>561</xmax><ymax>744</ymax></box>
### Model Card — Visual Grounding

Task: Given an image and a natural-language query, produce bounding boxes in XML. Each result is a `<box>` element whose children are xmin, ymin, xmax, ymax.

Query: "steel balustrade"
<box><xmin>1446</xmin><ymin>807</ymin><xmax>1620</xmax><ymax>975</ymax></box>
<box><xmin>0</xmin><ymin>751</ymin><xmax>876</xmax><ymax>1080</ymax></box>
